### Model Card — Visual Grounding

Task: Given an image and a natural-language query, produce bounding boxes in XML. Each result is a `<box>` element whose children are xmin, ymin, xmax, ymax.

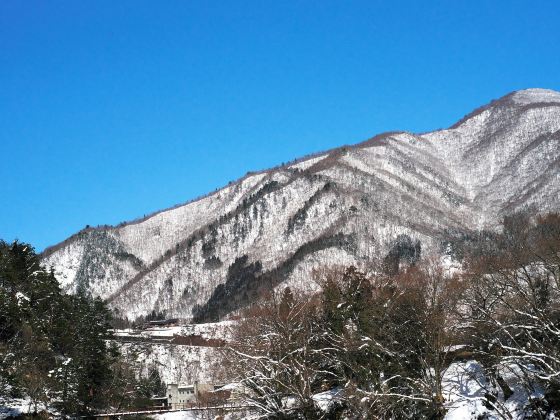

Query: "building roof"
<box><xmin>146</xmin><ymin>318</ymin><xmax>179</xmax><ymax>326</ymax></box>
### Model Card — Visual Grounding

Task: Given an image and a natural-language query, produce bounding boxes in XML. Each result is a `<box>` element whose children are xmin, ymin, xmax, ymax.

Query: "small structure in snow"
<box><xmin>143</xmin><ymin>318</ymin><xmax>180</xmax><ymax>329</ymax></box>
<box><xmin>166</xmin><ymin>382</ymin><xmax>229</xmax><ymax>409</ymax></box>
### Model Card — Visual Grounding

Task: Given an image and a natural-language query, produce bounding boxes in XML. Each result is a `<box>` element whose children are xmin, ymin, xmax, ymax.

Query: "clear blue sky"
<box><xmin>1</xmin><ymin>1</ymin><xmax>559</xmax><ymax>251</ymax></box>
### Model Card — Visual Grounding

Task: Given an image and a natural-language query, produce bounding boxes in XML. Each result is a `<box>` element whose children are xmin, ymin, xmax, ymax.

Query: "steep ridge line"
<box><xmin>41</xmin><ymin>89</ymin><xmax>560</xmax><ymax>320</ymax></box>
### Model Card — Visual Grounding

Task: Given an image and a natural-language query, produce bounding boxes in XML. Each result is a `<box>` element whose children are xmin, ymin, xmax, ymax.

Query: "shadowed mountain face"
<box><xmin>42</xmin><ymin>89</ymin><xmax>560</xmax><ymax>321</ymax></box>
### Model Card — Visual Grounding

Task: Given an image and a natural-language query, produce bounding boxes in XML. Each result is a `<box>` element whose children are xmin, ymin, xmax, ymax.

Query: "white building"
<box><xmin>166</xmin><ymin>382</ymin><xmax>214</xmax><ymax>409</ymax></box>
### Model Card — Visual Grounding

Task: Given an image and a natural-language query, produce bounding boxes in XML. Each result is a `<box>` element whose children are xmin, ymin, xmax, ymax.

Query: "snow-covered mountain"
<box><xmin>42</xmin><ymin>88</ymin><xmax>560</xmax><ymax>321</ymax></box>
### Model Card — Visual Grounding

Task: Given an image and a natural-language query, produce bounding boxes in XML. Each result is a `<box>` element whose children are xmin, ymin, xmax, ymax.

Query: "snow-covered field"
<box><xmin>0</xmin><ymin>398</ymin><xmax>55</xmax><ymax>419</ymax></box>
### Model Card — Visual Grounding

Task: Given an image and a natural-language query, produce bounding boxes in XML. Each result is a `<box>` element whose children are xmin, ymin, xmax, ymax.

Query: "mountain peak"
<box><xmin>507</xmin><ymin>88</ymin><xmax>560</xmax><ymax>105</ymax></box>
<box><xmin>450</xmin><ymin>88</ymin><xmax>560</xmax><ymax>129</ymax></box>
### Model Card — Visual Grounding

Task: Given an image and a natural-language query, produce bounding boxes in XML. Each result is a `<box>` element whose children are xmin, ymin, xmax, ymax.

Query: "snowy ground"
<box><xmin>442</xmin><ymin>360</ymin><xmax>553</xmax><ymax>420</ymax></box>
<box><xmin>312</xmin><ymin>388</ymin><xmax>345</xmax><ymax>412</ymax></box>
<box><xmin>0</xmin><ymin>398</ymin><xmax>54</xmax><ymax>419</ymax></box>
<box><xmin>152</xmin><ymin>413</ymin><xmax>201</xmax><ymax>420</ymax></box>
<box><xmin>151</xmin><ymin>410</ymin><xmax>254</xmax><ymax>420</ymax></box>
<box><xmin>443</xmin><ymin>361</ymin><xmax>494</xmax><ymax>419</ymax></box>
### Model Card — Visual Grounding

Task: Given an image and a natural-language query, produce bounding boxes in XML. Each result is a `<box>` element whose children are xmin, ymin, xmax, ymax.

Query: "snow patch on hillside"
<box><xmin>290</xmin><ymin>155</ymin><xmax>326</xmax><ymax>170</ymax></box>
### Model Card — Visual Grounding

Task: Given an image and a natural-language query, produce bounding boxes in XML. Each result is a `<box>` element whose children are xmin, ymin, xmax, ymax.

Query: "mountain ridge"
<box><xmin>41</xmin><ymin>88</ymin><xmax>560</xmax><ymax>321</ymax></box>
<box><xmin>42</xmin><ymin>88</ymin><xmax>560</xmax><ymax>258</ymax></box>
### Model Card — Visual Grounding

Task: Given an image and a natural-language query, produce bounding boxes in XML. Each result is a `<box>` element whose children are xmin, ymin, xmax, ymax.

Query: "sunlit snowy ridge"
<box><xmin>42</xmin><ymin>88</ymin><xmax>560</xmax><ymax>321</ymax></box>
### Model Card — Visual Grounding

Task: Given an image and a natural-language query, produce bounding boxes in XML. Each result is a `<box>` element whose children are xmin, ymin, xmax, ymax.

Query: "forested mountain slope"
<box><xmin>42</xmin><ymin>88</ymin><xmax>560</xmax><ymax>321</ymax></box>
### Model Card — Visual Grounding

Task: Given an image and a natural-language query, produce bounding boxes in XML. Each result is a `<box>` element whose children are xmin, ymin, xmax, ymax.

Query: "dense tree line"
<box><xmin>226</xmin><ymin>213</ymin><xmax>560</xmax><ymax>419</ymax></box>
<box><xmin>0</xmin><ymin>241</ymin><xmax>163</xmax><ymax>417</ymax></box>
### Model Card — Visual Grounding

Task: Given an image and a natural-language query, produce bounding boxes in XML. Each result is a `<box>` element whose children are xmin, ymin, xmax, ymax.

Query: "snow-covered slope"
<box><xmin>42</xmin><ymin>89</ymin><xmax>560</xmax><ymax>321</ymax></box>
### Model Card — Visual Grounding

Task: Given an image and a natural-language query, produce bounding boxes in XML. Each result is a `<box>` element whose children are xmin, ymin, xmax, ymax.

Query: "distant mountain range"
<box><xmin>42</xmin><ymin>88</ymin><xmax>560</xmax><ymax>322</ymax></box>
